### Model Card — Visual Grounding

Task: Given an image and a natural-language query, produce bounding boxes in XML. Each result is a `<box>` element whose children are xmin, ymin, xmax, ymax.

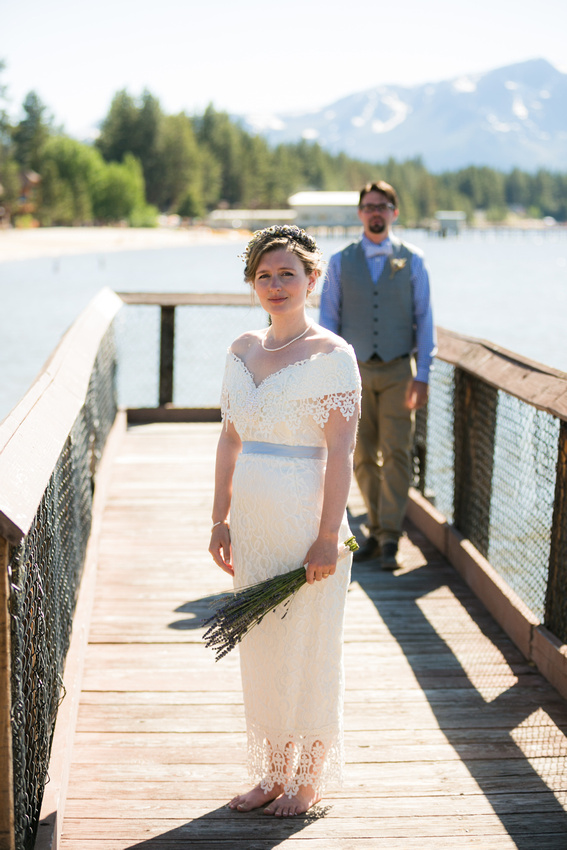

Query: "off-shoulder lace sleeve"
<box><xmin>298</xmin><ymin>346</ymin><xmax>361</xmax><ymax>428</ymax></box>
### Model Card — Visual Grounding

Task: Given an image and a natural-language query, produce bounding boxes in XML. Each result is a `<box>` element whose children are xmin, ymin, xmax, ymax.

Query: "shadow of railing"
<box><xmin>349</xmin><ymin>510</ymin><xmax>567</xmax><ymax>848</ymax></box>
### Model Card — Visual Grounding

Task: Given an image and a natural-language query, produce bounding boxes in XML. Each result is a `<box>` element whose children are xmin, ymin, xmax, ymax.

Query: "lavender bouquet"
<box><xmin>203</xmin><ymin>536</ymin><xmax>359</xmax><ymax>661</ymax></box>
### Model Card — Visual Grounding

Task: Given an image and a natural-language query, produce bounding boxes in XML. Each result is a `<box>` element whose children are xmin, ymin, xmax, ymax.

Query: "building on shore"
<box><xmin>288</xmin><ymin>191</ymin><xmax>360</xmax><ymax>229</ymax></box>
<box><xmin>435</xmin><ymin>210</ymin><xmax>467</xmax><ymax>236</ymax></box>
<box><xmin>206</xmin><ymin>209</ymin><xmax>296</xmax><ymax>230</ymax></box>
<box><xmin>207</xmin><ymin>190</ymin><xmax>361</xmax><ymax>233</ymax></box>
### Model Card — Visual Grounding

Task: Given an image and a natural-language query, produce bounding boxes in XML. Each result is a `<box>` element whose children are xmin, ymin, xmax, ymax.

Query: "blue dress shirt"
<box><xmin>319</xmin><ymin>234</ymin><xmax>436</xmax><ymax>383</ymax></box>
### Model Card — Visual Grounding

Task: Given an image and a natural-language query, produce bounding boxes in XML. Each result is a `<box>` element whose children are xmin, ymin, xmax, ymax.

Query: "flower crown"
<box><xmin>241</xmin><ymin>225</ymin><xmax>321</xmax><ymax>265</ymax></box>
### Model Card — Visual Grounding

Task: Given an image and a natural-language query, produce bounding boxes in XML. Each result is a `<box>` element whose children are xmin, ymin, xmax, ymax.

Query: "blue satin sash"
<box><xmin>241</xmin><ymin>441</ymin><xmax>327</xmax><ymax>460</ymax></box>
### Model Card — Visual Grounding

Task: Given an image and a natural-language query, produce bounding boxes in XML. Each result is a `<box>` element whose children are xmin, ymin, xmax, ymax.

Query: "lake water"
<box><xmin>1</xmin><ymin>228</ymin><xmax>566</xmax><ymax>421</ymax></box>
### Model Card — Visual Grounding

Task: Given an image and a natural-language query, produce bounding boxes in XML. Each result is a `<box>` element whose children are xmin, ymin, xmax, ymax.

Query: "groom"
<box><xmin>319</xmin><ymin>180</ymin><xmax>435</xmax><ymax>569</ymax></box>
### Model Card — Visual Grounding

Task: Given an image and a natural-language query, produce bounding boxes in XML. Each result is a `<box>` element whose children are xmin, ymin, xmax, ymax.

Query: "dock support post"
<box><xmin>546</xmin><ymin>421</ymin><xmax>567</xmax><ymax>643</ymax></box>
<box><xmin>159</xmin><ymin>306</ymin><xmax>175</xmax><ymax>407</ymax></box>
<box><xmin>453</xmin><ymin>370</ymin><xmax>498</xmax><ymax>559</ymax></box>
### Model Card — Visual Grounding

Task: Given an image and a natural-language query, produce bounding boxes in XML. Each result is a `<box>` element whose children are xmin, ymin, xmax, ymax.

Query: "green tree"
<box><xmin>505</xmin><ymin>168</ymin><xmax>531</xmax><ymax>207</ymax></box>
<box><xmin>96</xmin><ymin>89</ymin><xmax>164</xmax><ymax>206</ymax></box>
<box><xmin>196</xmin><ymin>145</ymin><xmax>222</xmax><ymax>211</ymax></box>
<box><xmin>157</xmin><ymin>113</ymin><xmax>202</xmax><ymax>212</ymax></box>
<box><xmin>531</xmin><ymin>170</ymin><xmax>558</xmax><ymax>218</ymax></box>
<box><xmin>96</xmin><ymin>90</ymin><xmax>139</xmax><ymax>163</ymax></box>
<box><xmin>0</xmin><ymin>61</ymin><xmax>20</xmax><ymax>222</ymax></box>
<box><xmin>40</xmin><ymin>136</ymin><xmax>104</xmax><ymax>224</ymax></box>
<box><xmin>39</xmin><ymin>158</ymin><xmax>75</xmax><ymax>225</ymax></box>
<box><xmin>195</xmin><ymin>105</ymin><xmax>245</xmax><ymax>204</ymax></box>
<box><xmin>13</xmin><ymin>91</ymin><xmax>51</xmax><ymax>170</ymax></box>
<box><xmin>93</xmin><ymin>152</ymin><xmax>155</xmax><ymax>224</ymax></box>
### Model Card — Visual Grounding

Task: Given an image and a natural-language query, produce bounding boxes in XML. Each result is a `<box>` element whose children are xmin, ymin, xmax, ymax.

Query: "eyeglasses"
<box><xmin>359</xmin><ymin>203</ymin><xmax>395</xmax><ymax>214</ymax></box>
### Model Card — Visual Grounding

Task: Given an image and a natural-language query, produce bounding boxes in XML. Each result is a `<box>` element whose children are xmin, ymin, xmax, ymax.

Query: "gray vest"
<box><xmin>339</xmin><ymin>237</ymin><xmax>415</xmax><ymax>362</ymax></box>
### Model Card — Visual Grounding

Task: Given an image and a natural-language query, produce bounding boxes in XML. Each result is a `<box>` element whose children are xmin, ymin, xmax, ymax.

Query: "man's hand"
<box><xmin>406</xmin><ymin>379</ymin><xmax>429</xmax><ymax>410</ymax></box>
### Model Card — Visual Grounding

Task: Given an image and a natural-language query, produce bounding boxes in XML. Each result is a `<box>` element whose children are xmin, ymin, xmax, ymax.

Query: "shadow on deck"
<box><xmin>54</xmin><ymin>421</ymin><xmax>567</xmax><ymax>850</ymax></box>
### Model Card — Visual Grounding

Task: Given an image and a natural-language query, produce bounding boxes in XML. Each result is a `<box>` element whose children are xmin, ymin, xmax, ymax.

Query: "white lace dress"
<box><xmin>220</xmin><ymin>345</ymin><xmax>361</xmax><ymax>796</ymax></box>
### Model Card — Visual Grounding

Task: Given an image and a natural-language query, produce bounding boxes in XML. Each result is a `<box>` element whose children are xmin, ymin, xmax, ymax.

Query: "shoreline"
<box><xmin>1</xmin><ymin>221</ymin><xmax>564</xmax><ymax>264</ymax></box>
<box><xmin>0</xmin><ymin>225</ymin><xmax>250</xmax><ymax>263</ymax></box>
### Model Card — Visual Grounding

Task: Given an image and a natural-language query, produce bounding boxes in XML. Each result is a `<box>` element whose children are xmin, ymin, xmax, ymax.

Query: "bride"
<box><xmin>209</xmin><ymin>225</ymin><xmax>361</xmax><ymax>817</ymax></box>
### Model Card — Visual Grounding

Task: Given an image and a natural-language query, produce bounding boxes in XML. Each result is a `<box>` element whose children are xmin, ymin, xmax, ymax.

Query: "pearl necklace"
<box><xmin>262</xmin><ymin>323</ymin><xmax>312</xmax><ymax>352</ymax></box>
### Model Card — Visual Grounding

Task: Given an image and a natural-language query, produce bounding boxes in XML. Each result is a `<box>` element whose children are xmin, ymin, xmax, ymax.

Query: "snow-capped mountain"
<box><xmin>242</xmin><ymin>59</ymin><xmax>567</xmax><ymax>172</ymax></box>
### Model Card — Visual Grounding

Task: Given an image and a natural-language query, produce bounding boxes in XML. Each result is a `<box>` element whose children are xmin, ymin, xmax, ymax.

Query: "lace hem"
<box><xmin>246</xmin><ymin>718</ymin><xmax>344</xmax><ymax>797</ymax></box>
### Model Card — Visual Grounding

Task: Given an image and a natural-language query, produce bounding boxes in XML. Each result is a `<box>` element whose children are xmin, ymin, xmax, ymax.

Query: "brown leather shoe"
<box><xmin>353</xmin><ymin>536</ymin><xmax>381</xmax><ymax>562</ymax></box>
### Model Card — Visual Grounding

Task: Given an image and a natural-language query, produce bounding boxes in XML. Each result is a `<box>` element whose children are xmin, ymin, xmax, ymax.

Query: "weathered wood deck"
<box><xmin>60</xmin><ymin>422</ymin><xmax>567</xmax><ymax>849</ymax></box>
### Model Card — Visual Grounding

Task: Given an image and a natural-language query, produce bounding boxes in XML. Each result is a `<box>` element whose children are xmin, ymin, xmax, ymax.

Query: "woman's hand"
<box><xmin>303</xmin><ymin>534</ymin><xmax>341</xmax><ymax>584</ymax></box>
<box><xmin>209</xmin><ymin>523</ymin><xmax>234</xmax><ymax>577</ymax></box>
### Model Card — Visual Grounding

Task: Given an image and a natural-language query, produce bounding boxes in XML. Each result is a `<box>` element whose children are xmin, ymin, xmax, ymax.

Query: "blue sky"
<box><xmin>2</xmin><ymin>0</ymin><xmax>566</xmax><ymax>138</ymax></box>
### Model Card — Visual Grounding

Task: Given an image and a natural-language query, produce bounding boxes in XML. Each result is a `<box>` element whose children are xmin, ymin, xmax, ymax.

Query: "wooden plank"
<box><xmin>72</xmin><ymin>703</ymin><xmax>567</xmax><ymax>734</ymax></box>
<box><xmin>57</xmin><ymin>838</ymin><xmax>564</xmax><ymax>850</ymax></box>
<box><xmin>63</xmin><ymin>791</ymin><xmax>567</xmax><ymax>818</ymax></box>
<box><xmin>59</xmin><ymin>812</ymin><xmax>567</xmax><ymax>840</ymax></box>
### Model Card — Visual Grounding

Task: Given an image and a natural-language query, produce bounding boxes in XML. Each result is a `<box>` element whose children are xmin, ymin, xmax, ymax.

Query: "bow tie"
<box><xmin>365</xmin><ymin>246</ymin><xmax>392</xmax><ymax>258</ymax></box>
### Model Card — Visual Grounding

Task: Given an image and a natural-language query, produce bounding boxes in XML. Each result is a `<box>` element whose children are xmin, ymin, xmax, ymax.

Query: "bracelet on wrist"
<box><xmin>211</xmin><ymin>520</ymin><xmax>229</xmax><ymax>532</ymax></box>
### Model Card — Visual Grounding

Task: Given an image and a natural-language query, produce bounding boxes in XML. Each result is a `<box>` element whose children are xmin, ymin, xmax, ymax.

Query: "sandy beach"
<box><xmin>0</xmin><ymin>225</ymin><xmax>248</xmax><ymax>262</ymax></box>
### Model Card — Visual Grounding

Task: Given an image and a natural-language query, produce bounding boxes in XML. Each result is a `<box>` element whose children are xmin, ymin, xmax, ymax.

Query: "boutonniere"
<box><xmin>389</xmin><ymin>257</ymin><xmax>407</xmax><ymax>278</ymax></box>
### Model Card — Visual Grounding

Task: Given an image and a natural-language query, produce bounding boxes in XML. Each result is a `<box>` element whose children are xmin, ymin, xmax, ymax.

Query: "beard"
<box><xmin>368</xmin><ymin>220</ymin><xmax>386</xmax><ymax>234</ymax></box>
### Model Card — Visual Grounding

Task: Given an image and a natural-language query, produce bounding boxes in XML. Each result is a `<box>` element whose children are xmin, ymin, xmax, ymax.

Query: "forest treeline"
<box><xmin>1</xmin><ymin>73</ymin><xmax>566</xmax><ymax>227</ymax></box>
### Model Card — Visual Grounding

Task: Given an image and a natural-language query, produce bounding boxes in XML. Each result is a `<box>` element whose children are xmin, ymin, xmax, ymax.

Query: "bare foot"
<box><xmin>264</xmin><ymin>784</ymin><xmax>322</xmax><ymax>817</ymax></box>
<box><xmin>228</xmin><ymin>781</ymin><xmax>284</xmax><ymax>812</ymax></box>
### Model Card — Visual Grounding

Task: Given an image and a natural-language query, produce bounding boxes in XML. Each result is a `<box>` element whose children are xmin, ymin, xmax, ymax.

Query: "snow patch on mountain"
<box><xmin>240</xmin><ymin>59</ymin><xmax>567</xmax><ymax>171</ymax></box>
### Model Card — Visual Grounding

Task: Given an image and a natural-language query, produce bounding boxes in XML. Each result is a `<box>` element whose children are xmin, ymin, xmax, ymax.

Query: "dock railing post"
<box><xmin>545</xmin><ymin>420</ymin><xmax>567</xmax><ymax>643</ymax></box>
<box><xmin>159</xmin><ymin>306</ymin><xmax>175</xmax><ymax>407</ymax></box>
<box><xmin>0</xmin><ymin>535</ymin><xmax>15</xmax><ymax>850</ymax></box>
<box><xmin>453</xmin><ymin>369</ymin><xmax>498</xmax><ymax>558</ymax></box>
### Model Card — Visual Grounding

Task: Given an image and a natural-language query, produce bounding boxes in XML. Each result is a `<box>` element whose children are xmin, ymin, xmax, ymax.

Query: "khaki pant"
<box><xmin>354</xmin><ymin>356</ymin><xmax>415</xmax><ymax>544</ymax></box>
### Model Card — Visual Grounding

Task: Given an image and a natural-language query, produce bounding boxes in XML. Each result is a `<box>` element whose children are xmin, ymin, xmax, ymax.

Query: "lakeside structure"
<box><xmin>435</xmin><ymin>210</ymin><xmax>467</xmax><ymax>236</ymax></box>
<box><xmin>1</xmin><ymin>288</ymin><xmax>567</xmax><ymax>848</ymax></box>
<box><xmin>204</xmin><ymin>192</ymin><xmax>362</xmax><ymax>231</ymax></box>
<box><xmin>288</xmin><ymin>191</ymin><xmax>361</xmax><ymax>228</ymax></box>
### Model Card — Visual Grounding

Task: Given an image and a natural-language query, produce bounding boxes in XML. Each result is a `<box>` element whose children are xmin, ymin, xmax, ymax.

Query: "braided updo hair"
<box><xmin>242</xmin><ymin>225</ymin><xmax>324</xmax><ymax>284</ymax></box>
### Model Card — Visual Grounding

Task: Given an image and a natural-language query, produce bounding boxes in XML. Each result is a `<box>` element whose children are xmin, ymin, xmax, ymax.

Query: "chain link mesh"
<box><xmin>416</xmin><ymin>357</ymin><xmax>561</xmax><ymax>626</ymax></box>
<box><xmin>115</xmin><ymin>303</ymin><xmax>319</xmax><ymax>409</ymax></box>
<box><xmin>8</xmin><ymin>326</ymin><xmax>117</xmax><ymax>850</ymax></box>
<box><xmin>418</xmin><ymin>359</ymin><xmax>455</xmax><ymax>521</ymax></box>
<box><xmin>488</xmin><ymin>393</ymin><xmax>559</xmax><ymax>620</ymax></box>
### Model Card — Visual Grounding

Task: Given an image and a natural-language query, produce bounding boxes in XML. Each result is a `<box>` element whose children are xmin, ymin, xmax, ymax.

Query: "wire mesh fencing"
<box><xmin>7</xmin><ymin>327</ymin><xmax>117</xmax><ymax>850</ymax></box>
<box><xmin>415</xmin><ymin>352</ymin><xmax>564</xmax><ymax>632</ymax></box>
<box><xmin>114</xmin><ymin>301</ymin><xmax>320</xmax><ymax>410</ymax></box>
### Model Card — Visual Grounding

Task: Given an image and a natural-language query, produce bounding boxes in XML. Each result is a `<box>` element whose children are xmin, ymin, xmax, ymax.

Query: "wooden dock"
<box><xmin>58</xmin><ymin>422</ymin><xmax>567</xmax><ymax>849</ymax></box>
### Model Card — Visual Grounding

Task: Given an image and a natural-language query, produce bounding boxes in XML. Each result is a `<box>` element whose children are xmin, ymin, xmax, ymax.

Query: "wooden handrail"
<box><xmin>0</xmin><ymin>288</ymin><xmax>123</xmax><ymax>544</ymax></box>
<box><xmin>436</xmin><ymin>327</ymin><xmax>567</xmax><ymax>421</ymax></box>
<box><xmin>116</xmin><ymin>292</ymin><xmax>261</xmax><ymax>306</ymax></box>
<box><xmin>116</xmin><ymin>291</ymin><xmax>322</xmax><ymax>308</ymax></box>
